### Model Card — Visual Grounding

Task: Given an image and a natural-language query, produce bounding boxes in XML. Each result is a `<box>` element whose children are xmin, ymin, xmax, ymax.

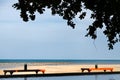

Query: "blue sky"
<box><xmin>0</xmin><ymin>0</ymin><xmax>120</xmax><ymax>60</ymax></box>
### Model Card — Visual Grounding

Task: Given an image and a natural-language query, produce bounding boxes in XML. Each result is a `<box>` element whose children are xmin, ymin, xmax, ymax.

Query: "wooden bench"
<box><xmin>81</xmin><ymin>68</ymin><xmax>113</xmax><ymax>72</ymax></box>
<box><xmin>3</xmin><ymin>69</ymin><xmax>45</xmax><ymax>75</ymax></box>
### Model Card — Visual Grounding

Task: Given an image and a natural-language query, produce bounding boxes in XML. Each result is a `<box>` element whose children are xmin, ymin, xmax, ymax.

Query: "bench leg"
<box><xmin>104</xmin><ymin>70</ymin><xmax>106</xmax><ymax>72</ymax></box>
<box><xmin>4</xmin><ymin>72</ymin><xmax>7</xmax><ymax>75</ymax></box>
<box><xmin>81</xmin><ymin>70</ymin><xmax>84</xmax><ymax>72</ymax></box>
<box><xmin>42</xmin><ymin>71</ymin><xmax>45</xmax><ymax>74</ymax></box>
<box><xmin>88</xmin><ymin>70</ymin><xmax>91</xmax><ymax>72</ymax></box>
<box><xmin>10</xmin><ymin>72</ymin><xmax>13</xmax><ymax>75</ymax></box>
<box><xmin>36</xmin><ymin>71</ymin><xmax>38</xmax><ymax>74</ymax></box>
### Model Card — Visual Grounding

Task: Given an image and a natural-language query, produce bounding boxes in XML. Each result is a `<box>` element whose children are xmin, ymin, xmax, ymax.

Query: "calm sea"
<box><xmin>0</xmin><ymin>59</ymin><xmax>120</xmax><ymax>64</ymax></box>
<box><xmin>0</xmin><ymin>59</ymin><xmax>120</xmax><ymax>80</ymax></box>
<box><xmin>1</xmin><ymin>74</ymin><xmax>120</xmax><ymax>80</ymax></box>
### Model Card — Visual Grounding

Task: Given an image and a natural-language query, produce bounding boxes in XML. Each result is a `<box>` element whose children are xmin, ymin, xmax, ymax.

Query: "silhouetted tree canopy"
<box><xmin>13</xmin><ymin>0</ymin><xmax>120</xmax><ymax>50</ymax></box>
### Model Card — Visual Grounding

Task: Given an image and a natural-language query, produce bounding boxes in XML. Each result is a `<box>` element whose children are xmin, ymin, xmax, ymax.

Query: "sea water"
<box><xmin>0</xmin><ymin>59</ymin><xmax>120</xmax><ymax>80</ymax></box>
<box><xmin>1</xmin><ymin>74</ymin><xmax>120</xmax><ymax>80</ymax></box>
<box><xmin>1</xmin><ymin>59</ymin><xmax>120</xmax><ymax>64</ymax></box>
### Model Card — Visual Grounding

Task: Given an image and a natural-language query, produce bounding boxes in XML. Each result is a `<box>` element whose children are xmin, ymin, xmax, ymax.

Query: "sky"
<box><xmin>0</xmin><ymin>0</ymin><xmax>120</xmax><ymax>60</ymax></box>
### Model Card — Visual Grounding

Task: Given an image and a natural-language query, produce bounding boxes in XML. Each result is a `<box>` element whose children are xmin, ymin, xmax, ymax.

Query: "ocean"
<box><xmin>0</xmin><ymin>59</ymin><xmax>120</xmax><ymax>80</ymax></box>
<box><xmin>0</xmin><ymin>59</ymin><xmax>120</xmax><ymax>64</ymax></box>
<box><xmin>1</xmin><ymin>74</ymin><xmax>120</xmax><ymax>80</ymax></box>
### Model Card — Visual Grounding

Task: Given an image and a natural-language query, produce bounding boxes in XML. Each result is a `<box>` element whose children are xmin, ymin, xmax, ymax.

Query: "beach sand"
<box><xmin>0</xmin><ymin>64</ymin><xmax>120</xmax><ymax>75</ymax></box>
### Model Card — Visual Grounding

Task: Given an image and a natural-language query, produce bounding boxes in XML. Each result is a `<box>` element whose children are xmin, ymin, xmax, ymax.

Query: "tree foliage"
<box><xmin>13</xmin><ymin>0</ymin><xmax>120</xmax><ymax>49</ymax></box>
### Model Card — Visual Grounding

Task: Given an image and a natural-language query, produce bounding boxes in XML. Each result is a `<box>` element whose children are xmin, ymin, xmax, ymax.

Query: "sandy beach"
<box><xmin>0</xmin><ymin>64</ymin><xmax>120</xmax><ymax>75</ymax></box>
